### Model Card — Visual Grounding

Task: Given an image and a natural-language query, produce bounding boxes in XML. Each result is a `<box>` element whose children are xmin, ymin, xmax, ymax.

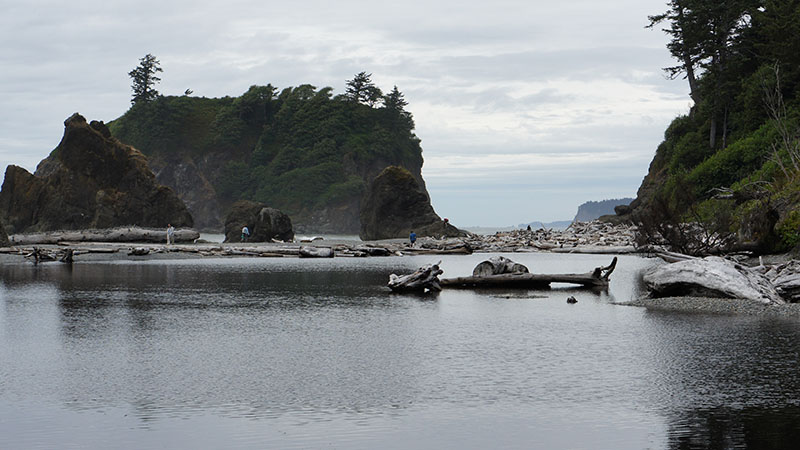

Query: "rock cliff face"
<box><xmin>359</xmin><ymin>166</ymin><xmax>466</xmax><ymax>240</ymax></box>
<box><xmin>0</xmin><ymin>219</ymin><xmax>8</xmax><ymax>246</ymax></box>
<box><xmin>0</xmin><ymin>113</ymin><xmax>193</xmax><ymax>233</ymax></box>
<box><xmin>573</xmin><ymin>198</ymin><xmax>634</xmax><ymax>223</ymax></box>
<box><xmin>223</xmin><ymin>200</ymin><xmax>294</xmax><ymax>243</ymax></box>
<box><xmin>146</xmin><ymin>154</ymin><xmax>223</xmax><ymax>231</ymax></box>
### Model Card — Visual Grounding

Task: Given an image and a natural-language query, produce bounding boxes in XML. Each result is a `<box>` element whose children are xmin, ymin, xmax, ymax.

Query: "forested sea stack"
<box><xmin>108</xmin><ymin>75</ymin><xmax>430</xmax><ymax>233</ymax></box>
<box><xmin>0</xmin><ymin>113</ymin><xmax>193</xmax><ymax>233</ymax></box>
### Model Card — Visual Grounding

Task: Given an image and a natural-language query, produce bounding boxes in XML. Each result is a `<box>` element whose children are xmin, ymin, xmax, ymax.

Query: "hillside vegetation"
<box><xmin>629</xmin><ymin>0</ymin><xmax>800</xmax><ymax>254</ymax></box>
<box><xmin>108</xmin><ymin>75</ymin><xmax>425</xmax><ymax>232</ymax></box>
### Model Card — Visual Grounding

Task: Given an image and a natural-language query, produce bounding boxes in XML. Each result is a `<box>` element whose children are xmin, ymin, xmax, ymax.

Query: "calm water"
<box><xmin>1</xmin><ymin>253</ymin><xmax>799</xmax><ymax>449</ymax></box>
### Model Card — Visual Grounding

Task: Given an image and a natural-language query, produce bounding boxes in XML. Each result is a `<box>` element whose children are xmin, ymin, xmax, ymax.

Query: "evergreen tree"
<box><xmin>648</xmin><ymin>0</ymin><xmax>760</xmax><ymax>148</ymax></box>
<box><xmin>129</xmin><ymin>54</ymin><xmax>163</xmax><ymax>105</ymax></box>
<box><xmin>345</xmin><ymin>72</ymin><xmax>383</xmax><ymax>106</ymax></box>
<box><xmin>383</xmin><ymin>85</ymin><xmax>408</xmax><ymax>111</ymax></box>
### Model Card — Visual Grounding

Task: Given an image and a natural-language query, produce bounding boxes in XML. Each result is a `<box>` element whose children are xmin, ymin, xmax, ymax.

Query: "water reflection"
<box><xmin>1</xmin><ymin>254</ymin><xmax>799</xmax><ymax>448</ymax></box>
<box><xmin>667</xmin><ymin>406</ymin><xmax>800</xmax><ymax>449</ymax></box>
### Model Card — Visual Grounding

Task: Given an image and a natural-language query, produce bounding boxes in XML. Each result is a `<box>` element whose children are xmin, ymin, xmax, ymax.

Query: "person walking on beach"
<box><xmin>166</xmin><ymin>224</ymin><xmax>175</xmax><ymax>245</ymax></box>
<box><xmin>241</xmin><ymin>225</ymin><xmax>250</xmax><ymax>242</ymax></box>
<box><xmin>409</xmin><ymin>230</ymin><xmax>417</xmax><ymax>247</ymax></box>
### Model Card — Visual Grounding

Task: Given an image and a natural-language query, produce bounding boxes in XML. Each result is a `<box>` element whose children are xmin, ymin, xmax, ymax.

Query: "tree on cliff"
<box><xmin>345</xmin><ymin>72</ymin><xmax>383</xmax><ymax>107</ymax></box>
<box><xmin>382</xmin><ymin>85</ymin><xmax>414</xmax><ymax>130</ymax></box>
<box><xmin>647</xmin><ymin>0</ymin><xmax>759</xmax><ymax>149</ymax></box>
<box><xmin>129</xmin><ymin>54</ymin><xmax>163</xmax><ymax>105</ymax></box>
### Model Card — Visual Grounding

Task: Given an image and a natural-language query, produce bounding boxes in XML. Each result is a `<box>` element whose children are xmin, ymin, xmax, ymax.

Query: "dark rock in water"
<box><xmin>360</xmin><ymin>166</ymin><xmax>467</xmax><ymax>240</ymax></box>
<box><xmin>0</xmin><ymin>113</ymin><xmax>193</xmax><ymax>234</ymax></box>
<box><xmin>0</xmin><ymin>218</ymin><xmax>9</xmax><ymax>246</ymax></box>
<box><xmin>223</xmin><ymin>200</ymin><xmax>294</xmax><ymax>243</ymax></box>
<box><xmin>567</xmin><ymin>296</ymin><xmax>577</xmax><ymax>304</ymax></box>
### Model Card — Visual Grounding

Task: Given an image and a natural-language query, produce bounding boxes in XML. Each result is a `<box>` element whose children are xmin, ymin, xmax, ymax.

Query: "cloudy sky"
<box><xmin>0</xmin><ymin>0</ymin><xmax>690</xmax><ymax>226</ymax></box>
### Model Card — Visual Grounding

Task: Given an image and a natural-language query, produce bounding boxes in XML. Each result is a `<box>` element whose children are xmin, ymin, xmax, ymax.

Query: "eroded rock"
<box><xmin>0</xmin><ymin>219</ymin><xmax>9</xmax><ymax>246</ymax></box>
<box><xmin>359</xmin><ymin>166</ymin><xmax>467</xmax><ymax>240</ymax></box>
<box><xmin>0</xmin><ymin>113</ymin><xmax>193</xmax><ymax>233</ymax></box>
<box><xmin>223</xmin><ymin>200</ymin><xmax>294</xmax><ymax>243</ymax></box>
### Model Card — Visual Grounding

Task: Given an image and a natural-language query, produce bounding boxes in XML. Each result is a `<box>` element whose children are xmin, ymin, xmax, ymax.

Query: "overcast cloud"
<box><xmin>0</xmin><ymin>0</ymin><xmax>690</xmax><ymax>225</ymax></box>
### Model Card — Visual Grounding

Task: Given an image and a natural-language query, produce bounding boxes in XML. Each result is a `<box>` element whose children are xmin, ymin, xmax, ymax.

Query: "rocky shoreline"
<box><xmin>2</xmin><ymin>221</ymin><xmax>638</xmax><ymax>257</ymax></box>
<box><xmin>620</xmin><ymin>296</ymin><xmax>800</xmax><ymax>318</ymax></box>
<box><xmin>4</xmin><ymin>221</ymin><xmax>799</xmax><ymax>318</ymax></box>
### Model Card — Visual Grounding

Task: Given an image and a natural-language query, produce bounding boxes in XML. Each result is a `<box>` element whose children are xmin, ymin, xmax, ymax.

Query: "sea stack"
<box><xmin>223</xmin><ymin>200</ymin><xmax>294</xmax><ymax>243</ymax></box>
<box><xmin>359</xmin><ymin>165</ymin><xmax>466</xmax><ymax>240</ymax></box>
<box><xmin>0</xmin><ymin>113</ymin><xmax>193</xmax><ymax>233</ymax></box>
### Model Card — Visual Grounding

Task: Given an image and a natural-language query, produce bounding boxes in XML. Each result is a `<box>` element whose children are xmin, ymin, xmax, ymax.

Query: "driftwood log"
<box><xmin>388</xmin><ymin>262</ymin><xmax>444</xmax><ymax>293</ymax></box>
<box><xmin>441</xmin><ymin>257</ymin><xmax>617</xmax><ymax>289</ymax></box>
<box><xmin>26</xmin><ymin>247</ymin><xmax>74</xmax><ymax>265</ymax></box>
<box><xmin>299</xmin><ymin>246</ymin><xmax>335</xmax><ymax>258</ymax></box>
<box><xmin>11</xmin><ymin>227</ymin><xmax>200</xmax><ymax>245</ymax></box>
<box><xmin>472</xmin><ymin>256</ymin><xmax>529</xmax><ymax>276</ymax></box>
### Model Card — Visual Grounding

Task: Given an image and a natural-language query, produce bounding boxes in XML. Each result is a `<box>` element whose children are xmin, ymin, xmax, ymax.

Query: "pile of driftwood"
<box><xmin>24</xmin><ymin>247</ymin><xmax>75</xmax><ymax>265</ymax></box>
<box><xmin>9</xmin><ymin>227</ymin><xmax>200</xmax><ymax>245</ymax></box>
<box><xmin>644</xmin><ymin>252</ymin><xmax>800</xmax><ymax>304</ymax></box>
<box><xmin>388</xmin><ymin>261</ymin><xmax>444</xmax><ymax>293</ymax></box>
<box><xmin>441</xmin><ymin>257</ymin><xmax>617</xmax><ymax>289</ymax></box>
<box><xmin>388</xmin><ymin>256</ymin><xmax>618</xmax><ymax>293</ymax></box>
<box><xmin>458</xmin><ymin>221</ymin><xmax>637</xmax><ymax>253</ymax></box>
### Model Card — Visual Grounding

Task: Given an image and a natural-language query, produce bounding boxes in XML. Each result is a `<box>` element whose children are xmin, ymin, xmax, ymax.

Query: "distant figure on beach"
<box><xmin>409</xmin><ymin>231</ymin><xmax>417</xmax><ymax>247</ymax></box>
<box><xmin>166</xmin><ymin>224</ymin><xmax>175</xmax><ymax>245</ymax></box>
<box><xmin>241</xmin><ymin>225</ymin><xmax>250</xmax><ymax>242</ymax></box>
<box><xmin>526</xmin><ymin>225</ymin><xmax>531</xmax><ymax>231</ymax></box>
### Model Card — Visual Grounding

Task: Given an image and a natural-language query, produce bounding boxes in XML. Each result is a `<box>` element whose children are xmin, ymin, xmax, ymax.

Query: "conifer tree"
<box><xmin>129</xmin><ymin>54</ymin><xmax>163</xmax><ymax>105</ymax></box>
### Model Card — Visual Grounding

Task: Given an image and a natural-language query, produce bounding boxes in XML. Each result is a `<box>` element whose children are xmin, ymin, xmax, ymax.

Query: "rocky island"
<box><xmin>0</xmin><ymin>113</ymin><xmax>192</xmax><ymax>234</ymax></box>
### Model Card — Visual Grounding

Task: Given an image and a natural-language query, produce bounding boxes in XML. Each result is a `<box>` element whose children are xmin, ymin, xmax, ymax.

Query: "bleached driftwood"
<box><xmin>472</xmin><ymin>256</ymin><xmax>529</xmax><ymax>277</ymax></box>
<box><xmin>10</xmin><ymin>227</ymin><xmax>200</xmax><ymax>245</ymax></box>
<box><xmin>299</xmin><ymin>246</ymin><xmax>335</xmax><ymax>258</ymax></box>
<box><xmin>25</xmin><ymin>247</ymin><xmax>74</xmax><ymax>265</ymax></box>
<box><xmin>643</xmin><ymin>256</ymin><xmax>783</xmax><ymax>304</ymax></box>
<box><xmin>441</xmin><ymin>257</ymin><xmax>617</xmax><ymax>289</ymax></box>
<box><xmin>388</xmin><ymin>261</ymin><xmax>444</xmax><ymax>293</ymax></box>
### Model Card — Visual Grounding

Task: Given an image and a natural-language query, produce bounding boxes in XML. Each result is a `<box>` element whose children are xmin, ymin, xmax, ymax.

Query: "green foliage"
<box><xmin>109</xmin><ymin>75</ymin><xmax>422</xmax><ymax>222</ymax></box>
<box><xmin>639</xmin><ymin>2</ymin><xmax>800</xmax><ymax>252</ymax></box>
<box><xmin>777</xmin><ymin>210</ymin><xmax>800</xmax><ymax>249</ymax></box>
<box><xmin>687</xmin><ymin>124</ymin><xmax>778</xmax><ymax>198</ymax></box>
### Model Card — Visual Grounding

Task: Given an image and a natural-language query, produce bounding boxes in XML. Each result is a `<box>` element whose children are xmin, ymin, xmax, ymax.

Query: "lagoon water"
<box><xmin>2</xmin><ymin>253</ymin><xmax>800</xmax><ymax>449</ymax></box>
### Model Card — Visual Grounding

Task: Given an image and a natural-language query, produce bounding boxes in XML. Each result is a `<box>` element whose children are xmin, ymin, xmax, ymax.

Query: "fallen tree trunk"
<box><xmin>11</xmin><ymin>227</ymin><xmax>200</xmax><ymax>245</ymax></box>
<box><xmin>643</xmin><ymin>256</ymin><xmax>783</xmax><ymax>304</ymax></box>
<box><xmin>441</xmin><ymin>257</ymin><xmax>617</xmax><ymax>289</ymax></box>
<box><xmin>299</xmin><ymin>246</ymin><xmax>335</xmax><ymax>258</ymax></box>
<box><xmin>472</xmin><ymin>256</ymin><xmax>529</xmax><ymax>276</ymax></box>
<box><xmin>388</xmin><ymin>261</ymin><xmax>443</xmax><ymax>293</ymax></box>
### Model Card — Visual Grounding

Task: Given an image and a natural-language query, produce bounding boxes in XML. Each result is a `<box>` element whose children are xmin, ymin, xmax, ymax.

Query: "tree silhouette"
<box><xmin>129</xmin><ymin>54</ymin><xmax>163</xmax><ymax>105</ymax></box>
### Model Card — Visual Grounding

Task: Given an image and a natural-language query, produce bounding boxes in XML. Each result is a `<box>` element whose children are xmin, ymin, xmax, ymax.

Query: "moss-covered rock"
<box><xmin>0</xmin><ymin>113</ymin><xmax>193</xmax><ymax>233</ymax></box>
<box><xmin>223</xmin><ymin>200</ymin><xmax>294</xmax><ymax>243</ymax></box>
<box><xmin>359</xmin><ymin>166</ymin><xmax>466</xmax><ymax>240</ymax></box>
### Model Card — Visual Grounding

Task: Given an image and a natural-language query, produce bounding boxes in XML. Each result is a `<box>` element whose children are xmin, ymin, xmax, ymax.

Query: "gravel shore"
<box><xmin>620</xmin><ymin>296</ymin><xmax>800</xmax><ymax>318</ymax></box>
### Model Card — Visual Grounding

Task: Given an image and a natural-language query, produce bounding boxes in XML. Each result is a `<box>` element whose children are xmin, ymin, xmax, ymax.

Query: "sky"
<box><xmin>0</xmin><ymin>0</ymin><xmax>691</xmax><ymax>226</ymax></box>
